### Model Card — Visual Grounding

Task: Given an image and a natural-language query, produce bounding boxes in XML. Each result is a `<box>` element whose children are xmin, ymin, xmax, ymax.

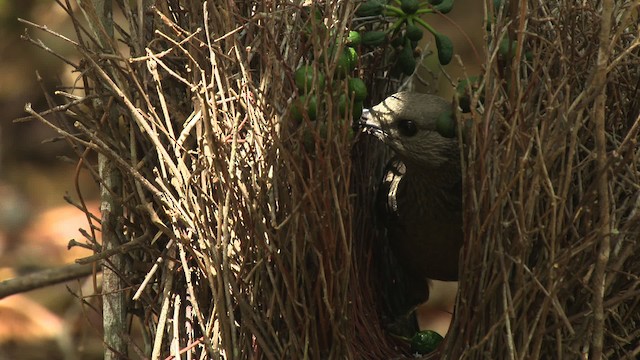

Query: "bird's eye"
<box><xmin>397</xmin><ymin>119</ymin><xmax>418</xmax><ymax>137</ymax></box>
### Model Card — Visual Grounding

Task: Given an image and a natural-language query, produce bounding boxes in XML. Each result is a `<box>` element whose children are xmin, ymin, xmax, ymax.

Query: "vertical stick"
<box><xmin>82</xmin><ymin>0</ymin><xmax>128</xmax><ymax>358</ymax></box>
<box><xmin>591</xmin><ymin>0</ymin><xmax>614</xmax><ymax>358</ymax></box>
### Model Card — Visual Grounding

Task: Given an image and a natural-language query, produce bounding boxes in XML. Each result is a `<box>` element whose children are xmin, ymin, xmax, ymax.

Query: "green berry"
<box><xmin>498</xmin><ymin>37</ymin><xmax>517</xmax><ymax>59</ymax></box>
<box><xmin>347</xmin><ymin>31</ymin><xmax>361</xmax><ymax>46</ymax></box>
<box><xmin>406</xmin><ymin>24</ymin><xmax>424</xmax><ymax>42</ymax></box>
<box><xmin>338</xmin><ymin>94</ymin><xmax>365</xmax><ymax>121</ymax></box>
<box><xmin>345</xmin><ymin>47</ymin><xmax>358</xmax><ymax>70</ymax></box>
<box><xmin>410</xmin><ymin>330</ymin><xmax>444</xmax><ymax>354</ymax></box>
<box><xmin>347</xmin><ymin>77</ymin><xmax>368</xmax><ymax>102</ymax></box>
<box><xmin>436</xmin><ymin>110</ymin><xmax>456</xmax><ymax>138</ymax></box>
<box><xmin>361</xmin><ymin>31</ymin><xmax>387</xmax><ymax>46</ymax></box>
<box><xmin>434</xmin><ymin>32</ymin><xmax>453</xmax><ymax>65</ymax></box>
<box><xmin>391</xmin><ymin>34</ymin><xmax>405</xmax><ymax>47</ymax></box>
<box><xmin>355</xmin><ymin>0</ymin><xmax>384</xmax><ymax>16</ymax></box>
<box><xmin>397</xmin><ymin>45</ymin><xmax>417</xmax><ymax>75</ymax></box>
<box><xmin>294</xmin><ymin>66</ymin><xmax>325</xmax><ymax>92</ymax></box>
<box><xmin>335</xmin><ymin>51</ymin><xmax>352</xmax><ymax>77</ymax></box>
<box><xmin>353</xmin><ymin>101</ymin><xmax>364</xmax><ymax>121</ymax></box>
<box><xmin>433</xmin><ymin>0</ymin><xmax>454</xmax><ymax>13</ymax></box>
<box><xmin>291</xmin><ymin>95</ymin><xmax>318</xmax><ymax>122</ymax></box>
<box><xmin>401</xmin><ymin>0</ymin><xmax>421</xmax><ymax>14</ymax></box>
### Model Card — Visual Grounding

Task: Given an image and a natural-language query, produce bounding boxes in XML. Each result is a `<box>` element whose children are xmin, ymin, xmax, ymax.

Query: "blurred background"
<box><xmin>0</xmin><ymin>1</ymin><xmax>102</xmax><ymax>359</ymax></box>
<box><xmin>0</xmin><ymin>1</ymin><xmax>482</xmax><ymax>359</ymax></box>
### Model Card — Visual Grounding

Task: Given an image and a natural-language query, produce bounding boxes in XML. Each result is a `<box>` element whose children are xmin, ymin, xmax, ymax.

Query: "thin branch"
<box><xmin>0</xmin><ymin>264</ymin><xmax>95</xmax><ymax>299</ymax></box>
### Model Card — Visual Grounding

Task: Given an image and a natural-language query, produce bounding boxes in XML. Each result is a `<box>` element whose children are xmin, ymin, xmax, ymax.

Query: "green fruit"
<box><xmin>390</xmin><ymin>61</ymin><xmax>403</xmax><ymax>77</ymax></box>
<box><xmin>436</xmin><ymin>110</ymin><xmax>456</xmax><ymax>138</ymax></box>
<box><xmin>397</xmin><ymin>45</ymin><xmax>416</xmax><ymax>75</ymax></box>
<box><xmin>294</xmin><ymin>66</ymin><xmax>325</xmax><ymax>92</ymax></box>
<box><xmin>347</xmin><ymin>31</ymin><xmax>361</xmax><ymax>46</ymax></box>
<box><xmin>291</xmin><ymin>107</ymin><xmax>303</xmax><ymax>124</ymax></box>
<box><xmin>433</xmin><ymin>0</ymin><xmax>454</xmax><ymax>13</ymax></box>
<box><xmin>338</xmin><ymin>94</ymin><xmax>365</xmax><ymax>121</ymax></box>
<box><xmin>345</xmin><ymin>47</ymin><xmax>358</xmax><ymax>70</ymax></box>
<box><xmin>405</xmin><ymin>24</ymin><xmax>424</xmax><ymax>41</ymax></box>
<box><xmin>498</xmin><ymin>37</ymin><xmax>517</xmax><ymax>59</ymax></box>
<box><xmin>410</xmin><ymin>330</ymin><xmax>444</xmax><ymax>354</ymax></box>
<box><xmin>352</xmin><ymin>101</ymin><xmax>364</xmax><ymax>121</ymax></box>
<box><xmin>291</xmin><ymin>95</ymin><xmax>318</xmax><ymax>122</ymax></box>
<box><xmin>355</xmin><ymin>0</ymin><xmax>384</xmax><ymax>17</ymax></box>
<box><xmin>485</xmin><ymin>16</ymin><xmax>495</xmax><ymax>31</ymax></box>
<box><xmin>429</xmin><ymin>0</ymin><xmax>443</xmax><ymax>4</ymax></box>
<box><xmin>456</xmin><ymin>76</ymin><xmax>479</xmax><ymax>95</ymax></box>
<box><xmin>302</xmin><ymin>9</ymin><xmax>328</xmax><ymax>40</ymax></box>
<box><xmin>335</xmin><ymin>52</ymin><xmax>352</xmax><ymax>77</ymax></box>
<box><xmin>348</xmin><ymin>77</ymin><xmax>368</xmax><ymax>102</ymax></box>
<box><xmin>401</xmin><ymin>0</ymin><xmax>420</xmax><ymax>14</ymax></box>
<box><xmin>361</xmin><ymin>31</ymin><xmax>387</xmax><ymax>46</ymax></box>
<box><xmin>338</xmin><ymin>94</ymin><xmax>349</xmax><ymax>116</ymax></box>
<box><xmin>459</xmin><ymin>96</ymin><xmax>471</xmax><ymax>113</ymax></box>
<box><xmin>434</xmin><ymin>32</ymin><xmax>453</xmax><ymax>65</ymax></box>
<box><xmin>525</xmin><ymin>50</ymin><xmax>533</xmax><ymax>62</ymax></box>
<box><xmin>391</xmin><ymin>34</ymin><xmax>405</xmax><ymax>47</ymax></box>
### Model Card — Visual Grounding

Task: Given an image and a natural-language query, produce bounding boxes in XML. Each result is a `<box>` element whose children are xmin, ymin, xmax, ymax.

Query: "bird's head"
<box><xmin>361</xmin><ymin>92</ymin><xmax>459</xmax><ymax>170</ymax></box>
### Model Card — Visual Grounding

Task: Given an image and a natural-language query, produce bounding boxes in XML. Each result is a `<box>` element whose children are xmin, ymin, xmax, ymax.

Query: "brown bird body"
<box><xmin>363</xmin><ymin>92</ymin><xmax>463</xmax><ymax>284</ymax></box>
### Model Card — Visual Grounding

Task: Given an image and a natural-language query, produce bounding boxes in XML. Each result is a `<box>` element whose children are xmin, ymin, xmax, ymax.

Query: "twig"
<box><xmin>0</xmin><ymin>263</ymin><xmax>95</xmax><ymax>299</ymax></box>
<box><xmin>590</xmin><ymin>0</ymin><xmax>614</xmax><ymax>358</ymax></box>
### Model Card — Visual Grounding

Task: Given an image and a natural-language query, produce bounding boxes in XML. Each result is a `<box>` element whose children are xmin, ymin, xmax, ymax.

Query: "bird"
<box><xmin>360</xmin><ymin>92</ymin><xmax>463</xmax><ymax>327</ymax></box>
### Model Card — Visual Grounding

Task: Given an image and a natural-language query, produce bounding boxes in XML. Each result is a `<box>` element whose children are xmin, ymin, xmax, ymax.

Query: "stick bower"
<box><xmin>21</xmin><ymin>0</ymin><xmax>640</xmax><ymax>359</ymax></box>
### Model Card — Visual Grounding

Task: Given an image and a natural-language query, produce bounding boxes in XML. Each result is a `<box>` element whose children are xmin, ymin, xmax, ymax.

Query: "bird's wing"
<box><xmin>374</xmin><ymin>157</ymin><xmax>429</xmax><ymax>328</ymax></box>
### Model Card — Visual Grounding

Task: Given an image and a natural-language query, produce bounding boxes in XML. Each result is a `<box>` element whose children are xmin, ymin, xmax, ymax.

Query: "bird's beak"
<box><xmin>359</xmin><ymin>108</ymin><xmax>372</xmax><ymax>126</ymax></box>
<box><xmin>359</xmin><ymin>108</ymin><xmax>384</xmax><ymax>138</ymax></box>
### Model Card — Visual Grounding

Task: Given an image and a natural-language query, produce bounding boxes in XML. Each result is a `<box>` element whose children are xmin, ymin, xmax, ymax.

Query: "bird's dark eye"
<box><xmin>397</xmin><ymin>119</ymin><xmax>418</xmax><ymax>137</ymax></box>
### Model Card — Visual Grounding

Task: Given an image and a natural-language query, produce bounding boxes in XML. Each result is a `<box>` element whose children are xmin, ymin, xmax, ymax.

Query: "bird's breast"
<box><xmin>389</xmin><ymin>172</ymin><xmax>463</xmax><ymax>281</ymax></box>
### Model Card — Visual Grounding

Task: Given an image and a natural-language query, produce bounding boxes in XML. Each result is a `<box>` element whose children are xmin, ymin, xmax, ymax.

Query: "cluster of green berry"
<box><xmin>355</xmin><ymin>0</ymin><xmax>455</xmax><ymax>75</ymax></box>
<box><xmin>289</xmin><ymin>1</ymin><xmax>459</xmax><ymax>152</ymax></box>
<box><xmin>291</xmin><ymin>12</ymin><xmax>369</xmax><ymax>152</ymax></box>
<box><xmin>291</xmin><ymin>45</ymin><xmax>367</xmax><ymax>125</ymax></box>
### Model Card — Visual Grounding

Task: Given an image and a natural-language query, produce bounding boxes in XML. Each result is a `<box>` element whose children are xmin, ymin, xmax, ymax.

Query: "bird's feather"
<box><xmin>362</xmin><ymin>92</ymin><xmax>463</xmax><ymax>323</ymax></box>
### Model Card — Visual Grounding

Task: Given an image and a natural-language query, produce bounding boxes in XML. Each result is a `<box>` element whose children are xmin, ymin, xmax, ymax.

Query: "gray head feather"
<box><xmin>362</xmin><ymin>91</ymin><xmax>458</xmax><ymax>172</ymax></box>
